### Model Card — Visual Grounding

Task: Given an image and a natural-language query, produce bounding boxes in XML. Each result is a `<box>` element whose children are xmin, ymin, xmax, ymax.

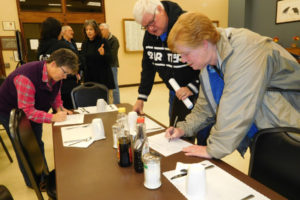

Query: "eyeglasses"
<box><xmin>60</xmin><ymin>67</ymin><xmax>70</xmax><ymax>75</ymax></box>
<box><xmin>141</xmin><ymin>8</ymin><xmax>157</xmax><ymax>30</ymax></box>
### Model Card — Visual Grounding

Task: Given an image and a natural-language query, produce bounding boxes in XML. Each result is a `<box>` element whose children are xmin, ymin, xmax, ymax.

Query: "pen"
<box><xmin>59</xmin><ymin>105</ymin><xmax>63</xmax><ymax>112</ymax></box>
<box><xmin>169</xmin><ymin>116</ymin><xmax>178</xmax><ymax>142</ymax></box>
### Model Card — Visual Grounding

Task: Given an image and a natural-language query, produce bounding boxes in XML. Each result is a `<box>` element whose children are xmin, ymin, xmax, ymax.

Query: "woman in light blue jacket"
<box><xmin>165</xmin><ymin>12</ymin><xmax>300</xmax><ymax>159</ymax></box>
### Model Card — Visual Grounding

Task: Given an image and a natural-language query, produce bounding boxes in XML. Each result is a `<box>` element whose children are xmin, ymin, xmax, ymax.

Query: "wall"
<box><xmin>228</xmin><ymin>0</ymin><xmax>300</xmax><ymax>48</ymax></box>
<box><xmin>1</xmin><ymin>0</ymin><xmax>228</xmax><ymax>85</ymax></box>
<box><xmin>0</xmin><ymin>0</ymin><xmax>20</xmax><ymax>76</ymax></box>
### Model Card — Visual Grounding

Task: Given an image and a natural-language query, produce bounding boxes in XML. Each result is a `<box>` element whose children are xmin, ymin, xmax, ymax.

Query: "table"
<box><xmin>52</xmin><ymin>103</ymin><xmax>287</xmax><ymax>200</ymax></box>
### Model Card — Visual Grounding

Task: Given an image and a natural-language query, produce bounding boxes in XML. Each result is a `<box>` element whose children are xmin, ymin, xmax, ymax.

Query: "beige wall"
<box><xmin>0</xmin><ymin>0</ymin><xmax>20</xmax><ymax>75</ymax></box>
<box><xmin>0</xmin><ymin>0</ymin><xmax>228</xmax><ymax>84</ymax></box>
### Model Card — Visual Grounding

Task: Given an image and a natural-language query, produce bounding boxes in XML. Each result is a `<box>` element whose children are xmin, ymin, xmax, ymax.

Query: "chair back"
<box><xmin>249</xmin><ymin>127</ymin><xmax>300</xmax><ymax>200</ymax></box>
<box><xmin>9</xmin><ymin>109</ymin><xmax>48</xmax><ymax>200</ymax></box>
<box><xmin>71</xmin><ymin>82</ymin><xmax>109</xmax><ymax>109</ymax></box>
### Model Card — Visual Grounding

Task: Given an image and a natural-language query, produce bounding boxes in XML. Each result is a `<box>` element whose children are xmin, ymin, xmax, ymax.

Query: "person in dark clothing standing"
<box><xmin>0</xmin><ymin>48</ymin><xmax>78</xmax><ymax>187</ymax></box>
<box><xmin>132</xmin><ymin>0</ymin><xmax>200</xmax><ymax>126</ymax></box>
<box><xmin>99</xmin><ymin>23</ymin><xmax>121</xmax><ymax>104</ymax></box>
<box><xmin>80</xmin><ymin>19</ymin><xmax>115</xmax><ymax>103</ymax></box>
<box><xmin>37</xmin><ymin>17</ymin><xmax>79</xmax><ymax>109</ymax></box>
<box><xmin>60</xmin><ymin>25</ymin><xmax>81</xmax><ymax>108</ymax></box>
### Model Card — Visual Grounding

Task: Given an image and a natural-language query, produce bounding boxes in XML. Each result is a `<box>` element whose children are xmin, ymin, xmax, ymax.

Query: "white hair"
<box><xmin>99</xmin><ymin>23</ymin><xmax>110</xmax><ymax>30</ymax></box>
<box><xmin>133</xmin><ymin>0</ymin><xmax>163</xmax><ymax>24</ymax></box>
<box><xmin>61</xmin><ymin>25</ymin><xmax>71</xmax><ymax>33</ymax></box>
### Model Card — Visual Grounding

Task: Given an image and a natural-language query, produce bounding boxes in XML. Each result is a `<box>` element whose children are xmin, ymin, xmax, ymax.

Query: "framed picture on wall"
<box><xmin>276</xmin><ymin>0</ymin><xmax>300</xmax><ymax>24</ymax></box>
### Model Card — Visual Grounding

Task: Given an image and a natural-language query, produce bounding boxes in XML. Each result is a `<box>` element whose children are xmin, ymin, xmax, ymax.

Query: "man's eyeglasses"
<box><xmin>60</xmin><ymin>67</ymin><xmax>70</xmax><ymax>75</ymax></box>
<box><xmin>141</xmin><ymin>8</ymin><xmax>157</xmax><ymax>30</ymax></box>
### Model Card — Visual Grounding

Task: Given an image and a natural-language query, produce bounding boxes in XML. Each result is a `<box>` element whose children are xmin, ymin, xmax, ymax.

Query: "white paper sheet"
<box><xmin>163</xmin><ymin>160</ymin><xmax>270</xmax><ymax>200</ymax></box>
<box><xmin>54</xmin><ymin>114</ymin><xmax>84</xmax><ymax>126</ymax></box>
<box><xmin>145</xmin><ymin>117</ymin><xmax>165</xmax><ymax>133</ymax></box>
<box><xmin>61</xmin><ymin>124</ymin><xmax>105</xmax><ymax>148</ymax></box>
<box><xmin>74</xmin><ymin>104</ymin><xmax>118</xmax><ymax>114</ymax></box>
<box><xmin>148</xmin><ymin>132</ymin><xmax>191</xmax><ymax>157</ymax></box>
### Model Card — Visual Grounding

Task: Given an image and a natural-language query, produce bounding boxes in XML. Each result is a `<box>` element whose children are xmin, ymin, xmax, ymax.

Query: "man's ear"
<box><xmin>157</xmin><ymin>5</ymin><xmax>164</xmax><ymax>14</ymax></box>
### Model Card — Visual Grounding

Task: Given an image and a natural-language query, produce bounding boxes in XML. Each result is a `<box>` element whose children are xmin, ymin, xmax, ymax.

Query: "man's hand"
<box><xmin>176</xmin><ymin>87</ymin><xmax>193</xmax><ymax>100</ymax></box>
<box><xmin>133</xmin><ymin>99</ymin><xmax>144</xmax><ymax>115</ymax></box>
<box><xmin>182</xmin><ymin>145</ymin><xmax>212</xmax><ymax>159</ymax></box>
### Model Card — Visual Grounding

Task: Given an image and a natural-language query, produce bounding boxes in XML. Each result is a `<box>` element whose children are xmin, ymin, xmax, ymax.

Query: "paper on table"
<box><xmin>145</xmin><ymin>117</ymin><xmax>165</xmax><ymax>133</ymax></box>
<box><xmin>163</xmin><ymin>160</ymin><xmax>270</xmax><ymax>200</ymax></box>
<box><xmin>61</xmin><ymin>124</ymin><xmax>105</xmax><ymax>148</ymax></box>
<box><xmin>148</xmin><ymin>132</ymin><xmax>191</xmax><ymax>157</ymax></box>
<box><xmin>54</xmin><ymin>114</ymin><xmax>84</xmax><ymax>126</ymax></box>
<box><xmin>75</xmin><ymin>104</ymin><xmax>118</xmax><ymax>114</ymax></box>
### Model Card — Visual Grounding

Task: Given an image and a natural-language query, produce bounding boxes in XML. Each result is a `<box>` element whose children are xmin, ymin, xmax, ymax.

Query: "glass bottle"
<box><xmin>116</xmin><ymin>107</ymin><xmax>132</xmax><ymax>167</ymax></box>
<box><xmin>133</xmin><ymin>117</ymin><xmax>146</xmax><ymax>173</ymax></box>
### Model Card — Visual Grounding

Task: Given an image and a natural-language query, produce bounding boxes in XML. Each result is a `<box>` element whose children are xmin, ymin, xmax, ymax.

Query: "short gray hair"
<box><xmin>133</xmin><ymin>0</ymin><xmax>163</xmax><ymax>24</ymax></box>
<box><xmin>99</xmin><ymin>23</ymin><xmax>109</xmax><ymax>30</ymax></box>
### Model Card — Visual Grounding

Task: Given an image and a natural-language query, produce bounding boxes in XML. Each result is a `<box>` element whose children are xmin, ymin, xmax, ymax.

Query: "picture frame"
<box><xmin>2</xmin><ymin>21</ymin><xmax>16</xmax><ymax>31</ymax></box>
<box><xmin>276</xmin><ymin>0</ymin><xmax>300</xmax><ymax>24</ymax></box>
<box><xmin>122</xmin><ymin>18</ymin><xmax>145</xmax><ymax>52</ymax></box>
<box><xmin>0</xmin><ymin>36</ymin><xmax>17</xmax><ymax>50</ymax></box>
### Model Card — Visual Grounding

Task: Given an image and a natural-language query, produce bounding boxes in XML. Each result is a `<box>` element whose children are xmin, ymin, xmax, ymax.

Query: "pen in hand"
<box><xmin>169</xmin><ymin>116</ymin><xmax>178</xmax><ymax>142</ymax></box>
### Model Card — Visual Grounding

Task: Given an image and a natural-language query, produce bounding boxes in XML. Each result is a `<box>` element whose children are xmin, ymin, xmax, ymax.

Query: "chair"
<box><xmin>9</xmin><ymin>109</ymin><xmax>56</xmax><ymax>200</ymax></box>
<box><xmin>0</xmin><ymin>185</ymin><xmax>13</xmax><ymax>200</ymax></box>
<box><xmin>248</xmin><ymin>127</ymin><xmax>300</xmax><ymax>200</ymax></box>
<box><xmin>0</xmin><ymin>76</ymin><xmax>13</xmax><ymax>163</ymax></box>
<box><xmin>71</xmin><ymin>82</ymin><xmax>109</xmax><ymax>109</ymax></box>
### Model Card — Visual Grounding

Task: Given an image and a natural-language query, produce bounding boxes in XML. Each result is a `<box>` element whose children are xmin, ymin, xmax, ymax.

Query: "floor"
<box><xmin>0</xmin><ymin>83</ymin><xmax>250</xmax><ymax>199</ymax></box>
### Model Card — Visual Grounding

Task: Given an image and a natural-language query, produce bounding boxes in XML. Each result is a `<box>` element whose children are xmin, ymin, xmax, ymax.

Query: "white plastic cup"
<box><xmin>186</xmin><ymin>164</ymin><xmax>206</xmax><ymax>199</ymax></box>
<box><xmin>128</xmin><ymin>111</ymin><xmax>138</xmax><ymax>134</ymax></box>
<box><xmin>92</xmin><ymin>118</ymin><xmax>105</xmax><ymax>140</ymax></box>
<box><xmin>97</xmin><ymin>99</ymin><xmax>107</xmax><ymax>112</ymax></box>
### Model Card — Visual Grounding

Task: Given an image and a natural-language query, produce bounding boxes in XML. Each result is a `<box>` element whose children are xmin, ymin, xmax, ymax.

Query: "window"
<box><xmin>19</xmin><ymin>0</ymin><xmax>62</xmax><ymax>12</ymax></box>
<box><xmin>66</xmin><ymin>0</ymin><xmax>102</xmax><ymax>13</ymax></box>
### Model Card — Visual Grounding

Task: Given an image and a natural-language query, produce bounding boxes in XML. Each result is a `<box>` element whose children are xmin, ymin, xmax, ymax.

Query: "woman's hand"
<box><xmin>98</xmin><ymin>44</ymin><xmax>105</xmax><ymax>55</ymax></box>
<box><xmin>182</xmin><ymin>145</ymin><xmax>212</xmax><ymax>159</ymax></box>
<box><xmin>165</xmin><ymin>127</ymin><xmax>184</xmax><ymax>140</ymax></box>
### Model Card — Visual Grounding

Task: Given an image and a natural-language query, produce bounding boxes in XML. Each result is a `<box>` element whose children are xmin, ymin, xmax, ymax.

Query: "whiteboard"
<box><xmin>123</xmin><ymin>19</ymin><xmax>145</xmax><ymax>52</ymax></box>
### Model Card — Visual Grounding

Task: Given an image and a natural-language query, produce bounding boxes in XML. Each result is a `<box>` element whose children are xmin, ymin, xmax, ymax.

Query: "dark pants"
<box><xmin>0</xmin><ymin>112</ymin><xmax>46</xmax><ymax>187</ymax></box>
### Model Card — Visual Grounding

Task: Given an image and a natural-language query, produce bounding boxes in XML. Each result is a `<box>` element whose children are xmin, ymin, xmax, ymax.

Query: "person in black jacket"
<box><xmin>132</xmin><ymin>0</ymin><xmax>200</xmax><ymax>126</ymax></box>
<box><xmin>80</xmin><ymin>19</ymin><xmax>115</xmax><ymax>103</ymax></box>
<box><xmin>37</xmin><ymin>17</ymin><xmax>79</xmax><ymax>109</ymax></box>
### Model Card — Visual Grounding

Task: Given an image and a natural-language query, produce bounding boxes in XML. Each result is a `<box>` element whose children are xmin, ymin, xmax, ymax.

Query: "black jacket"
<box><xmin>80</xmin><ymin>35</ymin><xmax>115</xmax><ymax>89</ymax></box>
<box><xmin>138</xmin><ymin>1</ymin><xmax>200</xmax><ymax>101</ymax></box>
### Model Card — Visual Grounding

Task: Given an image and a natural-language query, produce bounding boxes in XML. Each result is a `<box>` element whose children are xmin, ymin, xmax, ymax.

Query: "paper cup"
<box><xmin>128</xmin><ymin>111</ymin><xmax>138</xmax><ymax>133</ymax></box>
<box><xmin>97</xmin><ymin>99</ymin><xmax>107</xmax><ymax>112</ymax></box>
<box><xmin>186</xmin><ymin>164</ymin><xmax>206</xmax><ymax>199</ymax></box>
<box><xmin>92</xmin><ymin>118</ymin><xmax>105</xmax><ymax>140</ymax></box>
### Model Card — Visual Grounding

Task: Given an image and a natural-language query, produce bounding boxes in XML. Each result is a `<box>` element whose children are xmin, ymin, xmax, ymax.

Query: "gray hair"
<box><xmin>61</xmin><ymin>25</ymin><xmax>71</xmax><ymax>34</ymax></box>
<box><xmin>99</xmin><ymin>23</ymin><xmax>109</xmax><ymax>30</ymax></box>
<box><xmin>133</xmin><ymin>0</ymin><xmax>163</xmax><ymax>24</ymax></box>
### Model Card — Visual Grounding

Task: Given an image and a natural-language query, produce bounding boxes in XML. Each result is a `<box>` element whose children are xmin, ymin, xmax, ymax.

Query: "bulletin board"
<box><xmin>122</xmin><ymin>18</ymin><xmax>145</xmax><ymax>52</ymax></box>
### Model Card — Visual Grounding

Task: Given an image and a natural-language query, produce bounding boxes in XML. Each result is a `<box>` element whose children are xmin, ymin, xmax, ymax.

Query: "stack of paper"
<box><xmin>163</xmin><ymin>160</ymin><xmax>270</xmax><ymax>200</ymax></box>
<box><xmin>148</xmin><ymin>133</ymin><xmax>191</xmax><ymax>157</ymax></box>
<box><xmin>54</xmin><ymin>114</ymin><xmax>84</xmax><ymax>126</ymax></box>
<box><xmin>61</xmin><ymin>124</ymin><xmax>105</xmax><ymax>148</ymax></box>
<box><xmin>75</xmin><ymin>104</ymin><xmax>118</xmax><ymax>114</ymax></box>
<box><xmin>145</xmin><ymin>117</ymin><xmax>165</xmax><ymax>133</ymax></box>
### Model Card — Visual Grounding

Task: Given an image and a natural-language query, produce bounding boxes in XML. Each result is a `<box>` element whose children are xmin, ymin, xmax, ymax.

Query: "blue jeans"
<box><xmin>0</xmin><ymin>112</ymin><xmax>46</xmax><ymax>187</ymax></box>
<box><xmin>112</xmin><ymin>67</ymin><xmax>120</xmax><ymax>104</ymax></box>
